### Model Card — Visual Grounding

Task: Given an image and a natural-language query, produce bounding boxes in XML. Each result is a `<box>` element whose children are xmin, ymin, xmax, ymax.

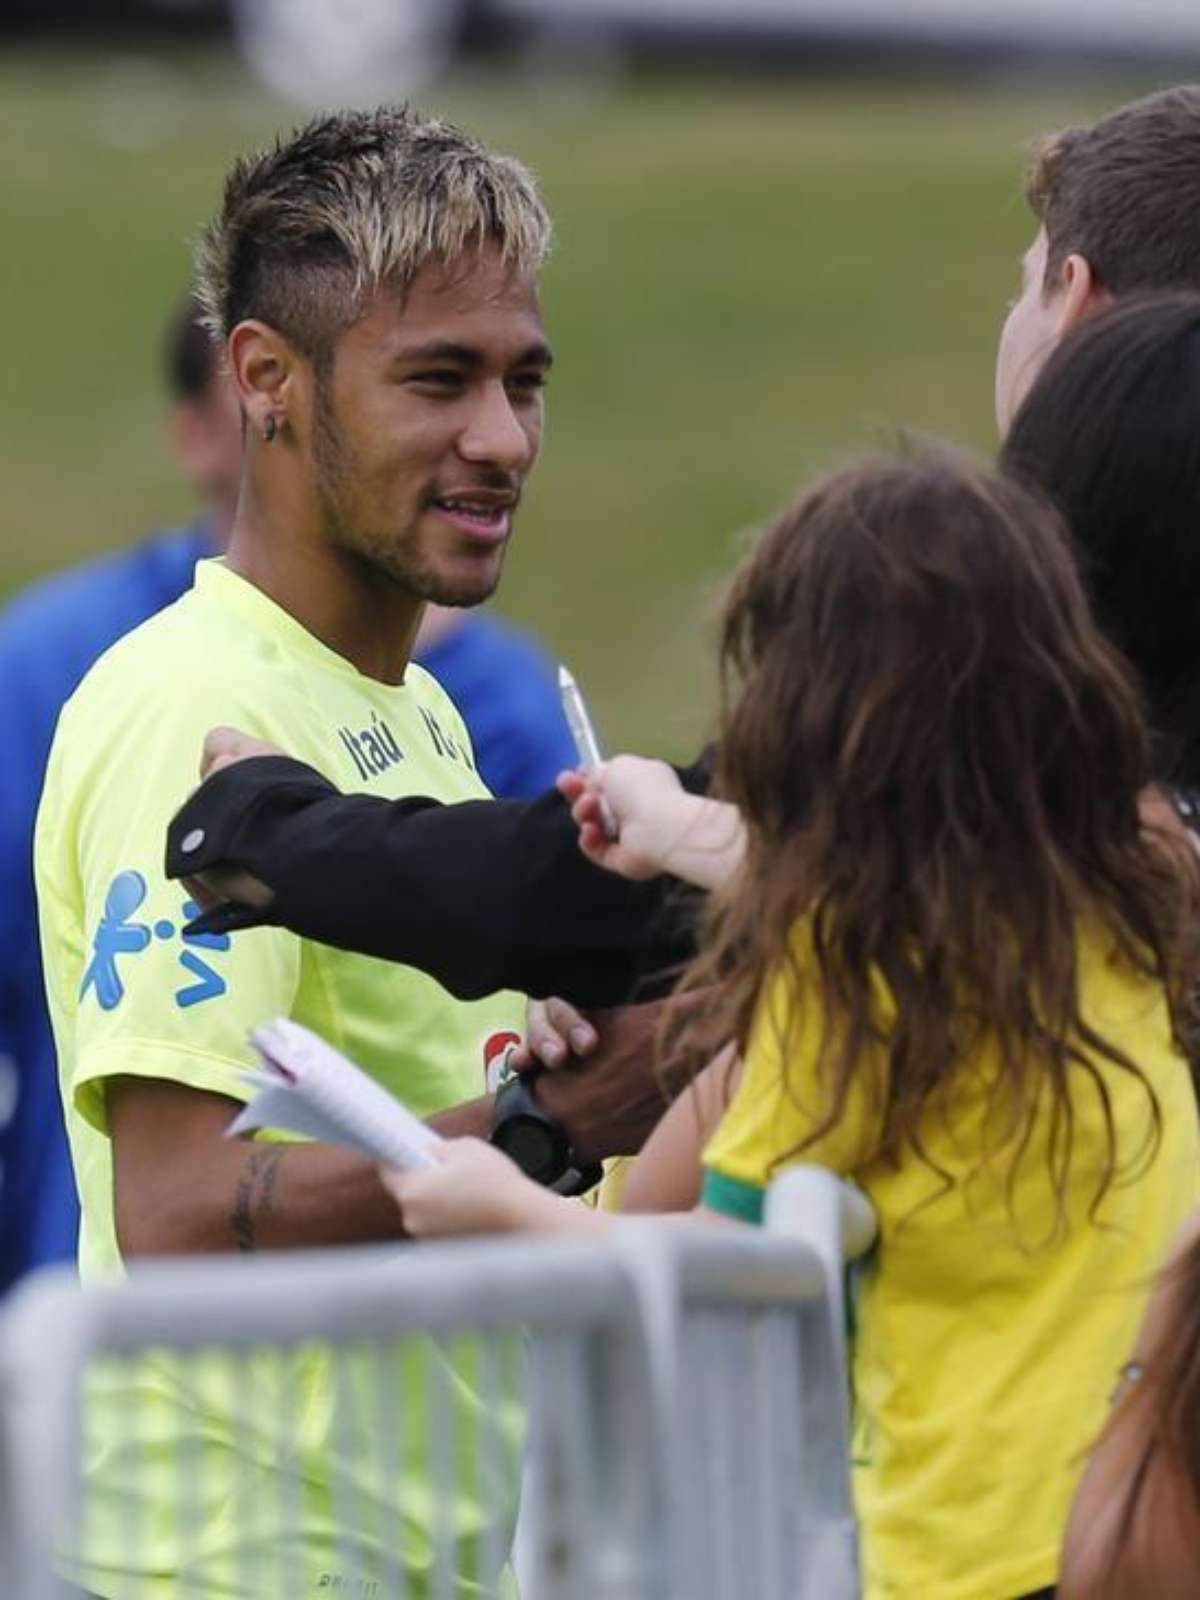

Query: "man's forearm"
<box><xmin>227</xmin><ymin>1141</ymin><xmax>397</xmax><ymax>1252</ymax></box>
<box><xmin>427</xmin><ymin>1096</ymin><xmax>494</xmax><ymax>1141</ymax></box>
<box><xmin>228</xmin><ymin>1097</ymin><xmax>493</xmax><ymax>1251</ymax></box>
<box><xmin>114</xmin><ymin>1087</ymin><xmax>493</xmax><ymax>1257</ymax></box>
<box><xmin>119</xmin><ymin>1138</ymin><xmax>401</xmax><ymax>1256</ymax></box>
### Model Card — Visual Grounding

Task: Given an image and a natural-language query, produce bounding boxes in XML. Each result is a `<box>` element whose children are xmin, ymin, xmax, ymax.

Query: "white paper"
<box><xmin>229</xmin><ymin>1018</ymin><xmax>442</xmax><ymax>1171</ymax></box>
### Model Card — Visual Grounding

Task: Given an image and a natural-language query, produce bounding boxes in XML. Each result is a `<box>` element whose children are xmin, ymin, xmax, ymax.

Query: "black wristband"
<box><xmin>490</xmin><ymin>1075</ymin><xmax>601</xmax><ymax>1195</ymax></box>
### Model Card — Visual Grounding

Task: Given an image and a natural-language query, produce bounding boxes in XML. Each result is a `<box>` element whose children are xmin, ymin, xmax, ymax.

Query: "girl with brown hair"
<box><xmin>385</xmin><ymin>450</ymin><xmax>1200</xmax><ymax>1600</ymax></box>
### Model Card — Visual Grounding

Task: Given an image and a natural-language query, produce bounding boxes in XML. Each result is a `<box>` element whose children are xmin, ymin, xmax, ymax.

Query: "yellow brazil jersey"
<box><xmin>701</xmin><ymin>920</ymin><xmax>1200</xmax><ymax>1600</ymax></box>
<box><xmin>35</xmin><ymin>559</ymin><xmax>527</xmax><ymax>1600</ymax></box>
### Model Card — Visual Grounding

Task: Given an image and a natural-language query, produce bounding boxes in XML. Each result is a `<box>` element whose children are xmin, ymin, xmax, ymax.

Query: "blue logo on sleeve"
<box><xmin>175</xmin><ymin>902</ymin><xmax>231</xmax><ymax>1009</ymax></box>
<box><xmin>80</xmin><ymin>870</ymin><xmax>151</xmax><ymax>1011</ymax></box>
<box><xmin>81</xmin><ymin>873</ymin><xmax>232</xmax><ymax>1011</ymax></box>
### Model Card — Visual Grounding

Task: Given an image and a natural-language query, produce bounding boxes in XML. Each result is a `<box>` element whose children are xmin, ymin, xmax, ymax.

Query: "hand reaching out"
<box><xmin>558</xmin><ymin>756</ymin><xmax>745</xmax><ymax>891</ymax></box>
<box><xmin>557</xmin><ymin>755</ymin><xmax>687</xmax><ymax>880</ymax></box>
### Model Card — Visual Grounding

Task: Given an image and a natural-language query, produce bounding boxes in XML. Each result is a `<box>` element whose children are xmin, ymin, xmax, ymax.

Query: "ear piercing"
<box><xmin>263</xmin><ymin>415</ymin><xmax>278</xmax><ymax>443</ymax></box>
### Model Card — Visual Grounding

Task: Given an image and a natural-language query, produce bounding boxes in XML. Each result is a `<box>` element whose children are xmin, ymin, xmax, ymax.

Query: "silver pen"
<box><xmin>558</xmin><ymin>664</ymin><xmax>619</xmax><ymax>838</ymax></box>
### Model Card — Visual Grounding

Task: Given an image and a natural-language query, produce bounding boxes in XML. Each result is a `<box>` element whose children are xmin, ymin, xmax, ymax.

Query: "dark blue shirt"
<box><xmin>0</xmin><ymin>521</ymin><xmax>214</xmax><ymax>1291</ymax></box>
<box><xmin>0</xmin><ymin>531</ymin><xmax>575</xmax><ymax>1293</ymax></box>
<box><xmin>416</xmin><ymin>613</ymin><xmax>577</xmax><ymax>801</ymax></box>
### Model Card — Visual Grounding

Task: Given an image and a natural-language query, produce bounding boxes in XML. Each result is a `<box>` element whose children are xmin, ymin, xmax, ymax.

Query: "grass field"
<box><xmin>0</xmin><ymin>46</ymin><xmax>1160</xmax><ymax>754</ymax></box>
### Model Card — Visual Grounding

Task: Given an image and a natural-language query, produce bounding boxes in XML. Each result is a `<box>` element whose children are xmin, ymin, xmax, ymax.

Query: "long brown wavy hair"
<box><xmin>668</xmin><ymin>451</ymin><xmax>1197</xmax><ymax>1218</ymax></box>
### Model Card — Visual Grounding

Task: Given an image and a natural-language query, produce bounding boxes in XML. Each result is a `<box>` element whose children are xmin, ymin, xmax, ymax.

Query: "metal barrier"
<box><xmin>0</xmin><ymin>1167</ymin><xmax>875</xmax><ymax>1600</ymax></box>
<box><xmin>612</xmin><ymin>1167</ymin><xmax>875</xmax><ymax>1600</ymax></box>
<box><xmin>0</xmin><ymin>1241</ymin><xmax>668</xmax><ymax>1600</ymax></box>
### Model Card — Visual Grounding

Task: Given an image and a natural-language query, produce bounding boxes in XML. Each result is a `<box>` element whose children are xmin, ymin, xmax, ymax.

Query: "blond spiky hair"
<box><xmin>195</xmin><ymin>106</ymin><xmax>552</xmax><ymax>363</ymax></box>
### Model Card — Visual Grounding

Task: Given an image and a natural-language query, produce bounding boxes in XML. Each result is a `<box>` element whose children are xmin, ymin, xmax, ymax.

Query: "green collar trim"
<box><xmin>701</xmin><ymin>1168</ymin><xmax>765</xmax><ymax>1224</ymax></box>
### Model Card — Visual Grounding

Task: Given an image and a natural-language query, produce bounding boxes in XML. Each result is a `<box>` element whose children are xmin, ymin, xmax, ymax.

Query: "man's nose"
<box><xmin>456</xmin><ymin>383</ymin><xmax>538</xmax><ymax>473</ymax></box>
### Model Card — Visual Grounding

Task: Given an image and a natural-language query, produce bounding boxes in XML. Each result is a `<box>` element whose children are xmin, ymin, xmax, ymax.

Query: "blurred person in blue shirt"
<box><xmin>417</xmin><ymin>602</ymin><xmax>575</xmax><ymax>800</ymax></box>
<box><xmin>0</xmin><ymin>298</ymin><xmax>241</xmax><ymax>1290</ymax></box>
<box><xmin>0</xmin><ymin>295</ymin><xmax>576</xmax><ymax>1293</ymax></box>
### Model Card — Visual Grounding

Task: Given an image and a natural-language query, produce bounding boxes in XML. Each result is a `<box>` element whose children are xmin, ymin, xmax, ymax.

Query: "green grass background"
<box><xmin>0</xmin><ymin>47</ymin><xmax>1159</xmax><ymax>755</ymax></box>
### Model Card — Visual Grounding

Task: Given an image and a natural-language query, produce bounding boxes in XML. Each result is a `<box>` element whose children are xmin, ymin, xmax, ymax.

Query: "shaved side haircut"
<box><xmin>196</xmin><ymin>105</ymin><xmax>552</xmax><ymax>367</ymax></box>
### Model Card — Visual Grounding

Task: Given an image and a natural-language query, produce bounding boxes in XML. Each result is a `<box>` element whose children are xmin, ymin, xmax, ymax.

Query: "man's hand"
<box><xmin>183</xmin><ymin>863</ymin><xmax>275</xmax><ymax>914</ymax></box>
<box><xmin>201</xmin><ymin>725</ymin><xmax>287</xmax><ymax>781</ymax></box>
<box><xmin>526</xmin><ymin>998</ymin><xmax>694</xmax><ymax>1163</ymax></box>
<box><xmin>514</xmin><ymin>996</ymin><xmax>599</xmax><ymax>1070</ymax></box>
<box><xmin>182</xmin><ymin>726</ymin><xmax>289</xmax><ymax>911</ymax></box>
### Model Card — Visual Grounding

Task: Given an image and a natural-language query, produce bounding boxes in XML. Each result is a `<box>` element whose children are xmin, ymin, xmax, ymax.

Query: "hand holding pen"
<box><xmin>556</xmin><ymin>755</ymin><xmax>683</xmax><ymax>880</ymax></box>
<box><xmin>557</xmin><ymin>664</ymin><xmax>619</xmax><ymax>838</ymax></box>
<box><xmin>558</xmin><ymin>752</ymin><xmax>745</xmax><ymax>890</ymax></box>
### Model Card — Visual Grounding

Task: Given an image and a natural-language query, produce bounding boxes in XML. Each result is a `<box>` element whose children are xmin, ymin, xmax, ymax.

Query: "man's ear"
<box><xmin>227</xmin><ymin>321</ymin><xmax>298</xmax><ymax>442</ymax></box>
<box><xmin>1056</xmin><ymin>253</ymin><xmax>1111</xmax><ymax>338</ymax></box>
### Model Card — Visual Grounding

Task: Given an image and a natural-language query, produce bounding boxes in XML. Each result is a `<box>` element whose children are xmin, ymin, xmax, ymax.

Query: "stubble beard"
<box><xmin>311</xmin><ymin>385</ymin><xmax>507</xmax><ymax>608</ymax></box>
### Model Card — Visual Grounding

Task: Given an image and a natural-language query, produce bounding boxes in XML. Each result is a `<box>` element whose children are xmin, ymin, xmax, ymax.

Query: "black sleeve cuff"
<box><xmin>166</xmin><ymin>756</ymin><xmax>337</xmax><ymax>885</ymax></box>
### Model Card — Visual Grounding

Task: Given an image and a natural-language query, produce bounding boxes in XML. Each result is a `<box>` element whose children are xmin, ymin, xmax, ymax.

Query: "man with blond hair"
<box><xmin>36</xmin><ymin>107</ymin><xmax>558</xmax><ymax>1598</ymax></box>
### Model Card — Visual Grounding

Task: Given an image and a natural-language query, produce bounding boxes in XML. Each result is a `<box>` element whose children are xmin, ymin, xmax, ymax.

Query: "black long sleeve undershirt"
<box><xmin>166</xmin><ymin>755</ymin><xmax>709</xmax><ymax>1007</ymax></box>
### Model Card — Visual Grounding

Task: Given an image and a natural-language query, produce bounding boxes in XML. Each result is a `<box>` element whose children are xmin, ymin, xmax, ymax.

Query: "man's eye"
<box><xmin>409</xmin><ymin>370</ymin><xmax>463</xmax><ymax>388</ymax></box>
<box><xmin>508</xmin><ymin>372</ymin><xmax>548</xmax><ymax>396</ymax></box>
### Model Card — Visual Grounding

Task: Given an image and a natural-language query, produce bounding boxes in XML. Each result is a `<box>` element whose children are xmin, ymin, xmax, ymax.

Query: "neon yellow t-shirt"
<box><xmin>702</xmin><ymin>922</ymin><xmax>1200</xmax><ymax>1600</ymax></box>
<box><xmin>35</xmin><ymin>559</ymin><xmax>528</xmax><ymax>1599</ymax></box>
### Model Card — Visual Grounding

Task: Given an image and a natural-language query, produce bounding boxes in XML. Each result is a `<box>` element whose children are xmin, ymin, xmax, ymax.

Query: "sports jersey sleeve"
<box><xmin>36</xmin><ymin>663</ymin><xmax>302</xmax><ymax>1138</ymax></box>
<box><xmin>701</xmin><ymin>950</ymin><xmax>887</xmax><ymax>1224</ymax></box>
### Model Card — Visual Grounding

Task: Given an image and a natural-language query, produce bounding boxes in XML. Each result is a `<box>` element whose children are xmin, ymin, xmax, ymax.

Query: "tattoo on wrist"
<box><xmin>231</xmin><ymin>1145</ymin><xmax>285</xmax><ymax>1252</ymax></box>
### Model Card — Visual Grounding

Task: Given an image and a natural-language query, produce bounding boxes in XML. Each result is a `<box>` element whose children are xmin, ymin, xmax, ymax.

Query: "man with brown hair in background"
<box><xmin>995</xmin><ymin>83</ymin><xmax>1200</xmax><ymax>429</ymax></box>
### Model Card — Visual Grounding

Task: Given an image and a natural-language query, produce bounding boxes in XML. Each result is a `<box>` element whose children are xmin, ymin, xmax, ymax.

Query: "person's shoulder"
<box><xmin>56</xmin><ymin>566</ymin><xmax>247</xmax><ymax>751</ymax></box>
<box><xmin>0</xmin><ymin>523</ymin><xmax>207</xmax><ymax>644</ymax></box>
<box><xmin>64</xmin><ymin>591</ymin><xmax>194</xmax><ymax>698</ymax></box>
<box><xmin>438</xmin><ymin>611</ymin><xmax>561</xmax><ymax>683</ymax></box>
<box><xmin>0</xmin><ymin>524</ymin><xmax>208</xmax><ymax>679</ymax></box>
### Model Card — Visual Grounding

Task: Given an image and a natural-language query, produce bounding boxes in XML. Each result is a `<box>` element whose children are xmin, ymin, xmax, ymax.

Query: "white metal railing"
<box><xmin>0</xmin><ymin>1166</ymin><xmax>874</xmax><ymax>1600</ymax></box>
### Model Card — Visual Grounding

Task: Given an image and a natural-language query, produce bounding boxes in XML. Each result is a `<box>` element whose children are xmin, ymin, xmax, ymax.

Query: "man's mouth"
<box><xmin>429</xmin><ymin>492</ymin><xmax>515</xmax><ymax>543</ymax></box>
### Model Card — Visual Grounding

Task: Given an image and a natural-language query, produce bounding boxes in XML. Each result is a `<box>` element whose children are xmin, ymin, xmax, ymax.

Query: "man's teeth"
<box><xmin>437</xmin><ymin>499</ymin><xmax>503</xmax><ymax>523</ymax></box>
